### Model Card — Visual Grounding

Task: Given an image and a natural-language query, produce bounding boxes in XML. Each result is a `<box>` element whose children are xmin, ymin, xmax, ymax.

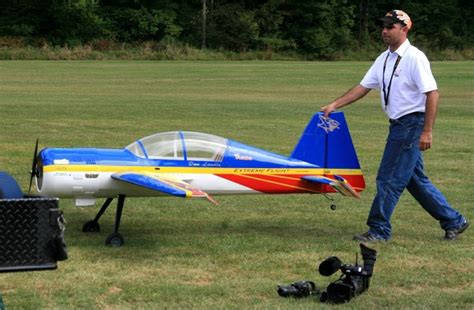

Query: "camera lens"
<box><xmin>277</xmin><ymin>281</ymin><xmax>315</xmax><ymax>298</ymax></box>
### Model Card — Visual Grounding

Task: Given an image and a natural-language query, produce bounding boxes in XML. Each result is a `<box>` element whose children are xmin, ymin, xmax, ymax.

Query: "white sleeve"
<box><xmin>411</xmin><ymin>52</ymin><xmax>437</xmax><ymax>93</ymax></box>
<box><xmin>360</xmin><ymin>61</ymin><xmax>380</xmax><ymax>90</ymax></box>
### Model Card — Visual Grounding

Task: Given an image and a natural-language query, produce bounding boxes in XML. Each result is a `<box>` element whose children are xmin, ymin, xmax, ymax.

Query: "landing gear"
<box><xmin>82</xmin><ymin>195</ymin><xmax>126</xmax><ymax>247</ymax></box>
<box><xmin>82</xmin><ymin>220</ymin><xmax>100</xmax><ymax>232</ymax></box>
<box><xmin>105</xmin><ymin>232</ymin><xmax>124</xmax><ymax>247</ymax></box>
<box><xmin>323</xmin><ymin>194</ymin><xmax>337</xmax><ymax>211</ymax></box>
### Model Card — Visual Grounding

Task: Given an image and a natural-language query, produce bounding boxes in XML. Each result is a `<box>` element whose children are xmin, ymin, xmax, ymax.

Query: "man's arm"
<box><xmin>419</xmin><ymin>90</ymin><xmax>439</xmax><ymax>151</ymax></box>
<box><xmin>320</xmin><ymin>84</ymin><xmax>371</xmax><ymax>118</ymax></box>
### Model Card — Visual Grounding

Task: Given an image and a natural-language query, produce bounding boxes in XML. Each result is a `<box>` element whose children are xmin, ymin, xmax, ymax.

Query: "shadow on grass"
<box><xmin>62</xmin><ymin>195</ymin><xmax>366</xmax><ymax>259</ymax></box>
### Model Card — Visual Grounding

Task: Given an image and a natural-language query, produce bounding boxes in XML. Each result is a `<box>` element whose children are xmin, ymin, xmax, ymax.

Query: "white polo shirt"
<box><xmin>360</xmin><ymin>39</ymin><xmax>438</xmax><ymax>120</ymax></box>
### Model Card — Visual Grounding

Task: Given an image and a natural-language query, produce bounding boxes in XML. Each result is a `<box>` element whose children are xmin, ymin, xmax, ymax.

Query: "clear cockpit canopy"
<box><xmin>126</xmin><ymin>131</ymin><xmax>228</xmax><ymax>161</ymax></box>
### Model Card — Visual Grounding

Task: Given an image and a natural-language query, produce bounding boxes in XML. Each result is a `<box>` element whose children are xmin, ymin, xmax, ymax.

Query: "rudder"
<box><xmin>291</xmin><ymin>112</ymin><xmax>361</xmax><ymax>170</ymax></box>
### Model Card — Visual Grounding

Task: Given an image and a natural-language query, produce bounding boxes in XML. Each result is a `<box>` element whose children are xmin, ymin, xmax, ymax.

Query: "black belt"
<box><xmin>389</xmin><ymin>112</ymin><xmax>424</xmax><ymax>123</ymax></box>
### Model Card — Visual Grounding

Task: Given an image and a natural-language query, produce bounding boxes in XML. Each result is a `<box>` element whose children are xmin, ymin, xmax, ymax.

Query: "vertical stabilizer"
<box><xmin>291</xmin><ymin>112</ymin><xmax>361</xmax><ymax>169</ymax></box>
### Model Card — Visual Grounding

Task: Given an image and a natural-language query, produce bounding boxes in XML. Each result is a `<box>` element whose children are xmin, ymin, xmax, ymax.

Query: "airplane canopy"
<box><xmin>126</xmin><ymin>131</ymin><xmax>228</xmax><ymax>161</ymax></box>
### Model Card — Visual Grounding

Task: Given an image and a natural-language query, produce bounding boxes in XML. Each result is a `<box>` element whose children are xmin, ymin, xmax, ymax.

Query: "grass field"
<box><xmin>0</xmin><ymin>60</ymin><xmax>472</xmax><ymax>309</ymax></box>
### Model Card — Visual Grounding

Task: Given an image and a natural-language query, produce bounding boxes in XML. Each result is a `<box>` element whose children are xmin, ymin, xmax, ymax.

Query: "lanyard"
<box><xmin>382</xmin><ymin>52</ymin><xmax>401</xmax><ymax>108</ymax></box>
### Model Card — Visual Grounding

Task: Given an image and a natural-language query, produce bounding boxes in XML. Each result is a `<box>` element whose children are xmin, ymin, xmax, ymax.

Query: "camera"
<box><xmin>319</xmin><ymin>243</ymin><xmax>377</xmax><ymax>304</ymax></box>
<box><xmin>276</xmin><ymin>243</ymin><xmax>377</xmax><ymax>304</ymax></box>
<box><xmin>277</xmin><ymin>281</ymin><xmax>317</xmax><ymax>298</ymax></box>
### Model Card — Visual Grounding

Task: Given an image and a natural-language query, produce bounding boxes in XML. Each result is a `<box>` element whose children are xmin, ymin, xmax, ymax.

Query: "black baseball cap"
<box><xmin>377</xmin><ymin>10</ymin><xmax>412</xmax><ymax>29</ymax></box>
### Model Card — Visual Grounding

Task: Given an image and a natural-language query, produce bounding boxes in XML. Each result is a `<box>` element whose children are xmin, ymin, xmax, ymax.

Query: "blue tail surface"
<box><xmin>291</xmin><ymin>112</ymin><xmax>361</xmax><ymax>169</ymax></box>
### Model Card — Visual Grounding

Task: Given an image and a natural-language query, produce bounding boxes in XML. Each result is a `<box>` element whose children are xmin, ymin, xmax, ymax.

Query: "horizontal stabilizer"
<box><xmin>302</xmin><ymin>175</ymin><xmax>360</xmax><ymax>199</ymax></box>
<box><xmin>112</xmin><ymin>172</ymin><xmax>218</xmax><ymax>204</ymax></box>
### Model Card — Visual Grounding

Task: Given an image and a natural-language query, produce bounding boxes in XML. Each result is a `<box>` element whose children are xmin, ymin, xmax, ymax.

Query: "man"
<box><xmin>320</xmin><ymin>10</ymin><xmax>468</xmax><ymax>242</ymax></box>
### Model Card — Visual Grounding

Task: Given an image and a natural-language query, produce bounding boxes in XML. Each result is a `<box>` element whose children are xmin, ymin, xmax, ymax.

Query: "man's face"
<box><xmin>381</xmin><ymin>23</ymin><xmax>407</xmax><ymax>47</ymax></box>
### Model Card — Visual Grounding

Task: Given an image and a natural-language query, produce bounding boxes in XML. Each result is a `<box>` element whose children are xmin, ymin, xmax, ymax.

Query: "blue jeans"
<box><xmin>367</xmin><ymin>112</ymin><xmax>465</xmax><ymax>240</ymax></box>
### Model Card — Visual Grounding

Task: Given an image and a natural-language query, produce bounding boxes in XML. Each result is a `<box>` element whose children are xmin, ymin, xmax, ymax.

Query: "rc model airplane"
<box><xmin>29</xmin><ymin>112</ymin><xmax>365</xmax><ymax>246</ymax></box>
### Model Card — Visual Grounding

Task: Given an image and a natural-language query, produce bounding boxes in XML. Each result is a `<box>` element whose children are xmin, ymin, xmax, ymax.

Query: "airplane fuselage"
<box><xmin>36</xmin><ymin>147</ymin><xmax>364</xmax><ymax>206</ymax></box>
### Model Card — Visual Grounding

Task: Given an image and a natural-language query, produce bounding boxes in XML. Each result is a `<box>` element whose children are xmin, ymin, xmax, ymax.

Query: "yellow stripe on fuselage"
<box><xmin>43</xmin><ymin>165</ymin><xmax>363</xmax><ymax>176</ymax></box>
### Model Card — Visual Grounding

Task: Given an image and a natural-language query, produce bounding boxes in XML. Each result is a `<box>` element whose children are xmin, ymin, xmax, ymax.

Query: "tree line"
<box><xmin>1</xmin><ymin>0</ymin><xmax>472</xmax><ymax>59</ymax></box>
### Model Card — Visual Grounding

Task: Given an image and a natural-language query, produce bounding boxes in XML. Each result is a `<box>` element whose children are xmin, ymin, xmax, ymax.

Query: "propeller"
<box><xmin>28</xmin><ymin>138</ymin><xmax>39</xmax><ymax>194</ymax></box>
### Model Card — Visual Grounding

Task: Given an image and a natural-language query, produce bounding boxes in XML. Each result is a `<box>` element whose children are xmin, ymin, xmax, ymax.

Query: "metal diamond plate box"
<box><xmin>0</xmin><ymin>197</ymin><xmax>67</xmax><ymax>272</ymax></box>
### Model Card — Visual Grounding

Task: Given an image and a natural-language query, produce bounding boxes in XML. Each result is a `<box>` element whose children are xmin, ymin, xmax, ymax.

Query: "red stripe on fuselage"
<box><xmin>217</xmin><ymin>174</ymin><xmax>322</xmax><ymax>194</ymax></box>
<box><xmin>217</xmin><ymin>173</ymin><xmax>365</xmax><ymax>194</ymax></box>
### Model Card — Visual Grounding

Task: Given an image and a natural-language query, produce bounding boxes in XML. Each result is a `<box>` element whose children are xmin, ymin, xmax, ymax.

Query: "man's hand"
<box><xmin>419</xmin><ymin>130</ymin><xmax>432</xmax><ymax>151</ymax></box>
<box><xmin>420</xmin><ymin>90</ymin><xmax>439</xmax><ymax>151</ymax></box>
<box><xmin>320</xmin><ymin>103</ymin><xmax>337</xmax><ymax>118</ymax></box>
<box><xmin>320</xmin><ymin>85</ymin><xmax>371</xmax><ymax>118</ymax></box>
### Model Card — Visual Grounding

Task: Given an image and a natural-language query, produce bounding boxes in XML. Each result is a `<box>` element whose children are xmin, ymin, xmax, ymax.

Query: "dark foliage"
<box><xmin>0</xmin><ymin>0</ymin><xmax>471</xmax><ymax>57</ymax></box>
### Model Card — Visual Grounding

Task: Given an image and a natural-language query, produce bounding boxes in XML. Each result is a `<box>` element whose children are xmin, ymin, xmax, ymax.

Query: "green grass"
<box><xmin>0</xmin><ymin>60</ymin><xmax>473</xmax><ymax>309</ymax></box>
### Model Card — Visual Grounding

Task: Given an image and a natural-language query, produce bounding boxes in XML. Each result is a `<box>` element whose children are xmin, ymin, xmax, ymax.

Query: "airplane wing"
<box><xmin>301</xmin><ymin>175</ymin><xmax>360</xmax><ymax>199</ymax></box>
<box><xmin>111</xmin><ymin>172</ymin><xmax>218</xmax><ymax>205</ymax></box>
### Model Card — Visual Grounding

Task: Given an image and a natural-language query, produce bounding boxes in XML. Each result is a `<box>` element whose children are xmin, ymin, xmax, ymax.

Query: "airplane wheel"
<box><xmin>82</xmin><ymin>220</ymin><xmax>100</xmax><ymax>233</ymax></box>
<box><xmin>106</xmin><ymin>232</ymin><xmax>124</xmax><ymax>247</ymax></box>
<box><xmin>330</xmin><ymin>204</ymin><xmax>337</xmax><ymax>211</ymax></box>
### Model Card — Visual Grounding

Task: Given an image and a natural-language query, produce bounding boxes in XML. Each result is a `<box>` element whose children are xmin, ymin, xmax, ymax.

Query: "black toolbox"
<box><xmin>0</xmin><ymin>197</ymin><xmax>67</xmax><ymax>272</ymax></box>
